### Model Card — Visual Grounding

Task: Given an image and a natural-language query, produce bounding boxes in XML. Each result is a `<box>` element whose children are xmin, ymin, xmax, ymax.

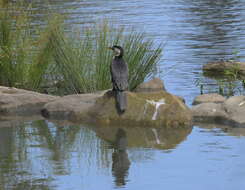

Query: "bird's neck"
<box><xmin>114</xmin><ymin>55</ymin><xmax>123</xmax><ymax>60</ymax></box>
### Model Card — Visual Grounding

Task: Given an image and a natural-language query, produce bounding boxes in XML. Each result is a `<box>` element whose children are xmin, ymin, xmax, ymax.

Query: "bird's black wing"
<box><xmin>111</xmin><ymin>59</ymin><xmax>128</xmax><ymax>91</ymax></box>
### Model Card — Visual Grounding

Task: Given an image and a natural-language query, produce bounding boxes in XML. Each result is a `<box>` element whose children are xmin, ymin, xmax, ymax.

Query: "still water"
<box><xmin>1</xmin><ymin>0</ymin><xmax>245</xmax><ymax>189</ymax></box>
<box><xmin>0</xmin><ymin>119</ymin><xmax>245</xmax><ymax>190</ymax></box>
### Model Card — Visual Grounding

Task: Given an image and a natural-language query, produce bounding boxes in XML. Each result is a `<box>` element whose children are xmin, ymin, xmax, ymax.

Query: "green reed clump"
<box><xmin>0</xmin><ymin>0</ymin><xmax>163</xmax><ymax>94</ymax></box>
<box><xmin>0</xmin><ymin>0</ymin><xmax>33</xmax><ymax>87</ymax></box>
<box><xmin>43</xmin><ymin>21</ymin><xmax>163</xmax><ymax>94</ymax></box>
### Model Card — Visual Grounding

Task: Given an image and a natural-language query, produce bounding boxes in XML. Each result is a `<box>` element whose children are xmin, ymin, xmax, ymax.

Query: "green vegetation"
<box><xmin>197</xmin><ymin>48</ymin><xmax>245</xmax><ymax>96</ymax></box>
<box><xmin>0</xmin><ymin>0</ymin><xmax>163</xmax><ymax>94</ymax></box>
<box><xmin>0</xmin><ymin>0</ymin><xmax>32</xmax><ymax>88</ymax></box>
<box><xmin>196</xmin><ymin>67</ymin><xmax>245</xmax><ymax>97</ymax></box>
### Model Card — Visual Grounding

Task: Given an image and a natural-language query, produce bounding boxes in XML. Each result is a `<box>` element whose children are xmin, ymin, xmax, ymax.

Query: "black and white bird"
<box><xmin>108</xmin><ymin>45</ymin><xmax>128</xmax><ymax>113</ymax></box>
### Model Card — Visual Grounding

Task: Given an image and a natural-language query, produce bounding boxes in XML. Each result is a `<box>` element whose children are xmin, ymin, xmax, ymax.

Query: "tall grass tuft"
<box><xmin>0</xmin><ymin>0</ymin><xmax>163</xmax><ymax>94</ymax></box>
<box><xmin>44</xmin><ymin>21</ymin><xmax>163</xmax><ymax>94</ymax></box>
<box><xmin>0</xmin><ymin>0</ymin><xmax>32</xmax><ymax>87</ymax></box>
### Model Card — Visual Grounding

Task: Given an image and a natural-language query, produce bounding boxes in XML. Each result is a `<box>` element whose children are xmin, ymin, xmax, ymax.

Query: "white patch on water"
<box><xmin>151</xmin><ymin>128</ymin><xmax>161</xmax><ymax>144</ymax></box>
<box><xmin>146</xmin><ymin>99</ymin><xmax>165</xmax><ymax>120</ymax></box>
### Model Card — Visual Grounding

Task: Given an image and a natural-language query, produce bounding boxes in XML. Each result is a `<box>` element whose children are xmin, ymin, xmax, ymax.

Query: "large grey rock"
<box><xmin>134</xmin><ymin>78</ymin><xmax>166</xmax><ymax>92</ymax></box>
<box><xmin>43</xmin><ymin>90</ymin><xmax>192</xmax><ymax>128</ymax></box>
<box><xmin>0</xmin><ymin>83</ymin><xmax>192</xmax><ymax>128</ymax></box>
<box><xmin>191</xmin><ymin>94</ymin><xmax>245</xmax><ymax>127</ymax></box>
<box><xmin>191</xmin><ymin>103</ymin><xmax>229</xmax><ymax>123</ymax></box>
<box><xmin>41</xmin><ymin>93</ymin><xmax>103</xmax><ymax>122</ymax></box>
<box><xmin>88</xmin><ymin>90</ymin><xmax>192</xmax><ymax>128</ymax></box>
<box><xmin>223</xmin><ymin>96</ymin><xmax>245</xmax><ymax>126</ymax></box>
<box><xmin>0</xmin><ymin>86</ymin><xmax>57</xmax><ymax>115</ymax></box>
<box><xmin>193</xmin><ymin>93</ymin><xmax>226</xmax><ymax>105</ymax></box>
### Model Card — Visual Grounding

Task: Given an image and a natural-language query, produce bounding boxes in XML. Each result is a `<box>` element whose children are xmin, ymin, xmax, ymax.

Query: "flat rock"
<box><xmin>43</xmin><ymin>90</ymin><xmax>192</xmax><ymax>128</ymax></box>
<box><xmin>223</xmin><ymin>96</ymin><xmax>245</xmax><ymax>126</ymax></box>
<box><xmin>134</xmin><ymin>78</ymin><xmax>166</xmax><ymax>92</ymax></box>
<box><xmin>192</xmin><ymin>93</ymin><xmax>226</xmax><ymax>105</ymax></box>
<box><xmin>0</xmin><ymin>82</ymin><xmax>192</xmax><ymax>128</ymax></box>
<box><xmin>0</xmin><ymin>86</ymin><xmax>57</xmax><ymax>115</ymax></box>
<box><xmin>41</xmin><ymin>93</ymin><xmax>103</xmax><ymax>122</ymax></box>
<box><xmin>191</xmin><ymin>102</ymin><xmax>229</xmax><ymax>123</ymax></box>
<box><xmin>191</xmin><ymin>94</ymin><xmax>245</xmax><ymax>127</ymax></box>
<box><xmin>203</xmin><ymin>61</ymin><xmax>245</xmax><ymax>78</ymax></box>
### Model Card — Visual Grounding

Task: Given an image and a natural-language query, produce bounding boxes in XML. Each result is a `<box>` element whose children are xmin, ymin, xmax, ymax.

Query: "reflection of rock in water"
<box><xmin>194</xmin><ymin>122</ymin><xmax>245</xmax><ymax>137</ymax></box>
<box><xmin>112</xmin><ymin>128</ymin><xmax>130</xmax><ymax>187</ymax></box>
<box><xmin>95</xmin><ymin>125</ymin><xmax>192</xmax><ymax>150</ymax></box>
<box><xmin>0</xmin><ymin>127</ymin><xmax>13</xmax><ymax>158</ymax></box>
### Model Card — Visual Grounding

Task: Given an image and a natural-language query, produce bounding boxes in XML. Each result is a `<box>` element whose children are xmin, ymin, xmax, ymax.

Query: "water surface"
<box><xmin>26</xmin><ymin>0</ymin><xmax>245</xmax><ymax>104</ymax></box>
<box><xmin>0</xmin><ymin>119</ymin><xmax>245</xmax><ymax>189</ymax></box>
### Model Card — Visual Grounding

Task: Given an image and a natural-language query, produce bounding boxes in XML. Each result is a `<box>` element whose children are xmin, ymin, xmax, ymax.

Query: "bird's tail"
<box><xmin>116</xmin><ymin>91</ymin><xmax>127</xmax><ymax>113</ymax></box>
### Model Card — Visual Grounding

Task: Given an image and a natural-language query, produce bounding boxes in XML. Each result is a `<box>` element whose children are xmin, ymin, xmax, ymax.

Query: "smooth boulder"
<box><xmin>0</xmin><ymin>83</ymin><xmax>192</xmax><ymax>128</ymax></box>
<box><xmin>192</xmin><ymin>94</ymin><xmax>245</xmax><ymax>127</ymax></box>
<box><xmin>42</xmin><ymin>90</ymin><xmax>192</xmax><ymax>128</ymax></box>
<box><xmin>203</xmin><ymin>61</ymin><xmax>245</xmax><ymax>78</ymax></box>
<box><xmin>191</xmin><ymin>102</ymin><xmax>228</xmax><ymax>123</ymax></box>
<box><xmin>134</xmin><ymin>78</ymin><xmax>166</xmax><ymax>92</ymax></box>
<box><xmin>89</xmin><ymin>90</ymin><xmax>192</xmax><ymax>128</ymax></box>
<box><xmin>42</xmin><ymin>93</ymin><xmax>103</xmax><ymax>122</ymax></box>
<box><xmin>0</xmin><ymin>86</ymin><xmax>57</xmax><ymax>115</ymax></box>
<box><xmin>223</xmin><ymin>96</ymin><xmax>245</xmax><ymax>126</ymax></box>
<box><xmin>192</xmin><ymin>93</ymin><xmax>226</xmax><ymax>105</ymax></box>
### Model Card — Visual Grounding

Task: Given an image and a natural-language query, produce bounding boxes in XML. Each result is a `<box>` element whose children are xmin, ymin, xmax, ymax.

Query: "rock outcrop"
<box><xmin>191</xmin><ymin>94</ymin><xmax>245</xmax><ymax>127</ymax></box>
<box><xmin>88</xmin><ymin>90</ymin><xmax>192</xmax><ymax>127</ymax></box>
<box><xmin>192</xmin><ymin>93</ymin><xmax>226</xmax><ymax>105</ymax></box>
<box><xmin>0</xmin><ymin>86</ymin><xmax>57</xmax><ymax>115</ymax></box>
<box><xmin>203</xmin><ymin>60</ymin><xmax>245</xmax><ymax>78</ymax></box>
<box><xmin>0</xmin><ymin>78</ymin><xmax>192</xmax><ymax>128</ymax></box>
<box><xmin>134</xmin><ymin>77</ymin><xmax>166</xmax><ymax>92</ymax></box>
<box><xmin>42</xmin><ymin>93</ymin><xmax>103</xmax><ymax>122</ymax></box>
<box><xmin>42</xmin><ymin>90</ymin><xmax>192</xmax><ymax>128</ymax></box>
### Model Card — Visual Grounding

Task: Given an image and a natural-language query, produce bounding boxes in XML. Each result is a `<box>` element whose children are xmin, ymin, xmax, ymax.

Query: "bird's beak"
<box><xmin>108</xmin><ymin>47</ymin><xmax>113</xmax><ymax>50</ymax></box>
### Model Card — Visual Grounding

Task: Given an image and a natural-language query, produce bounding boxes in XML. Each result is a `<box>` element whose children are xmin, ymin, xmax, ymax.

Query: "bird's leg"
<box><xmin>112</xmin><ymin>82</ymin><xmax>117</xmax><ymax>92</ymax></box>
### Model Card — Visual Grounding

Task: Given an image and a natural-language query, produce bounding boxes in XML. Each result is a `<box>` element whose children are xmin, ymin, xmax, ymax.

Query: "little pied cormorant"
<box><xmin>108</xmin><ymin>45</ymin><xmax>129</xmax><ymax>113</ymax></box>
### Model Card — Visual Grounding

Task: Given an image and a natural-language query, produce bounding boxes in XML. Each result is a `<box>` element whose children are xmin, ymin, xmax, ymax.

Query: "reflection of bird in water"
<box><xmin>112</xmin><ymin>128</ymin><xmax>130</xmax><ymax>187</ymax></box>
<box><xmin>108</xmin><ymin>46</ymin><xmax>129</xmax><ymax>113</ymax></box>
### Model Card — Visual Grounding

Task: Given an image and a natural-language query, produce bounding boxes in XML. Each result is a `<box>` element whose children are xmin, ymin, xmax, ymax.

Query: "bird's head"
<box><xmin>108</xmin><ymin>45</ymin><xmax>124</xmax><ymax>57</ymax></box>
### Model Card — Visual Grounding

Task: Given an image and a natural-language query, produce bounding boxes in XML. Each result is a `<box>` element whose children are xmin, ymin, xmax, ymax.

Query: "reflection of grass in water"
<box><xmin>198</xmin><ymin>54</ymin><xmax>245</xmax><ymax>96</ymax></box>
<box><xmin>0</xmin><ymin>120</ymin><xmax>54</xmax><ymax>189</ymax></box>
<box><xmin>0</xmin><ymin>0</ymin><xmax>163</xmax><ymax>94</ymax></box>
<box><xmin>195</xmin><ymin>74</ymin><xmax>245</xmax><ymax>97</ymax></box>
<box><xmin>33</xmin><ymin>121</ymin><xmax>113</xmax><ymax>174</ymax></box>
<box><xmin>0</xmin><ymin>119</ymin><xmax>159</xmax><ymax>189</ymax></box>
<box><xmin>0</xmin><ymin>120</ymin><xmax>107</xmax><ymax>188</ymax></box>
